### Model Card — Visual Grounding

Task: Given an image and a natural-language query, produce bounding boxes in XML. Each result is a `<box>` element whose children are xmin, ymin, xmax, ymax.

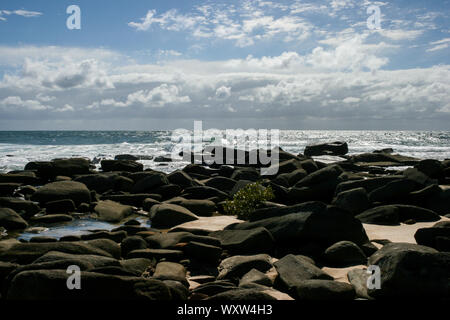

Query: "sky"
<box><xmin>0</xmin><ymin>0</ymin><xmax>449</xmax><ymax>130</ymax></box>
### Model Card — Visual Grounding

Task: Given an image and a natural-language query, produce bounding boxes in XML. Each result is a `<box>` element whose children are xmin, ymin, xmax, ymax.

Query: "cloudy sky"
<box><xmin>0</xmin><ymin>0</ymin><xmax>449</xmax><ymax>130</ymax></box>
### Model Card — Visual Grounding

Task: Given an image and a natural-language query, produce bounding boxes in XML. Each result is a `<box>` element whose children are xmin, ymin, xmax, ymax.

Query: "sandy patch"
<box><xmin>363</xmin><ymin>217</ymin><xmax>450</xmax><ymax>244</ymax></box>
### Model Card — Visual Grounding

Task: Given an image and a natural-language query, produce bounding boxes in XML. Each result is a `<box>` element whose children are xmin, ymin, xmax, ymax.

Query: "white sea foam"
<box><xmin>0</xmin><ymin>130</ymin><xmax>449</xmax><ymax>173</ymax></box>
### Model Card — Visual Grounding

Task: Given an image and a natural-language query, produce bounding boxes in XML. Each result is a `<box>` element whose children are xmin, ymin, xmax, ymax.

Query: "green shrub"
<box><xmin>223</xmin><ymin>182</ymin><xmax>275</xmax><ymax>220</ymax></box>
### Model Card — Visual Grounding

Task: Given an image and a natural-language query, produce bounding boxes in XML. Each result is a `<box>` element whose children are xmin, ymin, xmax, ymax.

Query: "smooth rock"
<box><xmin>217</xmin><ymin>254</ymin><xmax>273</xmax><ymax>281</ymax></box>
<box><xmin>94</xmin><ymin>200</ymin><xmax>133</xmax><ymax>222</ymax></box>
<box><xmin>0</xmin><ymin>208</ymin><xmax>28</xmax><ymax>230</ymax></box>
<box><xmin>31</xmin><ymin>181</ymin><xmax>91</xmax><ymax>206</ymax></box>
<box><xmin>323</xmin><ymin>241</ymin><xmax>367</xmax><ymax>267</ymax></box>
<box><xmin>150</xmin><ymin>203</ymin><xmax>199</xmax><ymax>229</ymax></box>
<box><xmin>367</xmin><ymin>243</ymin><xmax>450</xmax><ymax>298</ymax></box>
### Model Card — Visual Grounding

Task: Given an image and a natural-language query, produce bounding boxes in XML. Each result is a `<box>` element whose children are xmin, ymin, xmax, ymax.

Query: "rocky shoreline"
<box><xmin>0</xmin><ymin>142</ymin><xmax>449</xmax><ymax>300</ymax></box>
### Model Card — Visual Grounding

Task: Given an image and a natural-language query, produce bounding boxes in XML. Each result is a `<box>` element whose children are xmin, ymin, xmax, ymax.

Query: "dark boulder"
<box><xmin>145</xmin><ymin>232</ymin><xmax>220</xmax><ymax>250</ymax></box>
<box><xmin>322</xmin><ymin>241</ymin><xmax>367</xmax><ymax>267</ymax></box>
<box><xmin>332</xmin><ymin>187</ymin><xmax>370</xmax><ymax>216</ymax></box>
<box><xmin>121</xmin><ymin>236</ymin><xmax>148</xmax><ymax>258</ymax></box>
<box><xmin>356</xmin><ymin>205</ymin><xmax>440</xmax><ymax>225</ymax></box>
<box><xmin>101</xmin><ymin>160</ymin><xmax>143</xmax><ymax>173</ymax></box>
<box><xmin>368</xmin><ymin>179</ymin><xmax>419</xmax><ymax>203</ymax></box>
<box><xmin>414</xmin><ymin>221</ymin><xmax>450</xmax><ymax>251</ymax></box>
<box><xmin>274</xmin><ymin>254</ymin><xmax>333</xmax><ymax>295</ymax></box>
<box><xmin>217</xmin><ymin>254</ymin><xmax>273</xmax><ymax>281</ymax></box>
<box><xmin>0</xmin><ymin>183</ymin><xmax>21</xmax><ymax>196</ymax></box>
<box><xmin>226</xmin><ymin>207</ymin><xmax>369</xmax><ymax>249</ymax></box>
<box><xmin>7</xmin><ymin>270</ymin><xmax>171</xmax><ymax>300</ymax></box>
<box><xmin>210</xmin><ymin>227</ymin><xmax>274</xmax><ymax>255</ymax></box>
<box><xmin>25</xmin><ymin>158</ymin><xmax>90</xmax><ymax>178</ymax></box>
<box><xmin>356</xmin><ymin>205</ymin><xmax>400</xmax><ymax>225</ymax></box>
<box><xmin>335</xmin><ymin>176</ymin><xmax>403</xmax><ymax>194</ymax></box>
<box><xmin>152</xmin><ymin>261</ymin><xmax>188</xmax><ymax>287</ymax></box>
<box><xmin>74</xmin><ymin>173</ymin><xmax>118</xmax><ymax>194</ymax></box>
<box><xmin>183</xmin><ymin>241</ymin><xmax>222</xmax><ymax>264</ymax></box>
<box><xmin>416</xmin><ymin>159</ymin><xmax>444</xmax><ymax>179</ymax></box>
<box><xmin>165</xmin><ymin>197</ymin><xmax>216</xmax><ymax>217</ymax></box>
<box><xmin>294</xmin><ymin>280</ymin><xmax>355</xmax><ymax>301</ymax></box>
<box><xmin>31</xmin><ymin>181</ymin><xmax>91</xmax><ymax>206</ymax></box>
<box><xmin>0</xmin><ymin>208</ymin><xmax>28</xmax><ymax>230</ymax></box>
<box><xmin>94</xmin><ymin>200</ymin><xmax>133</xmax><ymax>222</ymax></box>
<box><xmin>204</xmin><ymin>176</ymin><xmax>237</xmax><ymax>193</ymax></box>
<box><xmin>295</xmin><ymin>165</ymin><xmax>343</xmax><ymax>188</ymax></box>
<box><xmin>150</xmin><ymin>203</ymin><xmax>198</xmax><ymax>229</ymax></box>
<box><xmin>250</xmin><ymin>201</ymin><xmax>326</xmax><ymax>221</ymax></box>
<box><xmin>181</xmin><ymin>186</ymin><xmax>229</xmax><ymax>201</ymax></box>
<box><xmin>101</xmin><ymin>193</ymin><xmax>159</xmax><ymax>207</ymax></box>
<box><xmin>192</xmin><ymin>280</ymin><xmax>236</xmax><ymax>296</ymax></box>
<box><xmin>0</xmin><ymin>239</ymin><xmax>120</xmax><ymax>264</ymax></box>
<box><xmin>367</xmin><ymin>243</ymin><xmax>450</xmax><ymax>299</ymax></box>
<box><xmin>127</xmin><ymin>249</ymin><xmax>183</xmax><ymax>262</ymax></box>
<box><xmin>30</xmin><ymin>214</ymin><xmax>74</xmax><ymax>224</ymax></box>
<box><xmin>45</xmin><ymin>199</ymin><xmax>76</xmax><ymax>214</ymax></box>
<box><xmin>131</xmin><ymin>172</ymin><xmax>169</xmax><ymax>193</ymax></box>
<box><xmin>167</xmin><ymin>170</ymin><xmax>196</xmax><ymax>188</ymax></box>
<box><xmin>0</xmin><ymin>172</ymin><xmax>38</xmax><ymax>185</ymax></box>
<box><xmin>304</xmin><ymin>141</ymin><xmax>348</xmax><ymax>157</ymax></box>
<box><xmin>239</xmin><ymin>268</ymin><xmax>273</xmax><ymax>287</ymax></box>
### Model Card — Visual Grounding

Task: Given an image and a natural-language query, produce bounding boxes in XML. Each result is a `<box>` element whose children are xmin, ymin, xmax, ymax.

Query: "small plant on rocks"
<box><xmin>223</xmin><ymin>181</ymin><xmax>275</xmax><ymax>220</ymax></box>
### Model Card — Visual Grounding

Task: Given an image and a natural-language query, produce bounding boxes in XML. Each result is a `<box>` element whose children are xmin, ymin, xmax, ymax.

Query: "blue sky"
<box><xmin>0</xmin><ymin>0</ymin><xmax>449</xmax><ymax>130</ymax></box>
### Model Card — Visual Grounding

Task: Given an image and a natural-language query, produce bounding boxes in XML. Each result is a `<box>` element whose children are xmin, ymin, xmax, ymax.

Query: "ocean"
<box><xmin>1</xmin><ymin>130</ymin><xmax>450</xmax><ymax>173</ymax></box>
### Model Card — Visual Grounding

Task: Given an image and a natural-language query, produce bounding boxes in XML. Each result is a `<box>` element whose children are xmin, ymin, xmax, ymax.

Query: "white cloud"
<box><xmin>54</xmin><ymin>104</ymin><xmax>74</xmax><ymax>112</ymax></box>
<box><xmin>0</xmin><ymin>9</ymin><xmax>42</xmax><ymax>21</ymax></box>
<box><xmin>427</xmin><ymin>38</ymin><xmax>450</xmax><ymax>52</ymax></box>
<box><xmin>378</xmin><ymin>29</ymin><xmax>423</xmax><ymax>41</ymax></box>
<box><xmin>128</xmin><ymin>2</ymin><xmax>314</xmax><ymax>47</ymax></box>
<box><xmin>342</xmin><ymin>97</ymin><xmax>360</xmax><ymax>103</ymax></box>
<box><xmin>215</xmin><ymin>86</ymin><xmax>231</xmax><ymax>100</ymax></box>
<box><xmin>0</xmin><ymin>96</ymin><xmax>49</xmax><ymax>110</ymax></box>
<box><xmin>0</xmin><ymin>46</ymin><xmax>449</xmax><ymax>127</ymax></box>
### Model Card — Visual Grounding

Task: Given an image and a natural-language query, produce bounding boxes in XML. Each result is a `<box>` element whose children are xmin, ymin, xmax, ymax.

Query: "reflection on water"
<box><xmin>14</xmin><ymin>216</ymin><xmax>148</xmax><ymax>241</ymax></box>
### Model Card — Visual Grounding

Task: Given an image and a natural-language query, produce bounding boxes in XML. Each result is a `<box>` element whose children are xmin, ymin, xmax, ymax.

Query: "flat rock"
<box><xmin>30</xmin><ymin>214</ymin><xmax>74</xmax><ymax>224</ymax></box>
<box><xmin>31</xmin><ymin>181</ymin><xmax>91</xmax><ymax>206</ymax></box>
<box><xmin>94</xmin><ymin>200</ymin><xmax>133</xmax><ymax>222</ymax></box>
<box><xmin>170</xmin><ymin>215</ymin><xmax>243</xmax><ymax>233</ymax></box>
<box><xmin>152</xmin><ymin>261</ymin><xmax>188</xmax><ymax>287</ymax></box>
<box><xmin>210</xmin><ymin>227</ymin><xmax>275</xmax><ymax>255</ymax></box>
<box><xmin>274</xmin><ymin>254</ymin><xmax>333</xmax><ymax>295</ymax></box>
<box><xmin>101</xmin><ymin>160</ymin><xmax>143</xmax><ymax>173</ymax></box>
<box><xmin>217</xmin><ymin>254</ymin><xmax>273</xmax><ymax>281</ymax></box>
<box><xmin>294</xmin><ymin>280</ymin><xmax>355</xmax><ymax>301</ymax></box>
<box><xmin>0</xmin><ymin>239</ymin><xmax>120</xmax><ymax>264</ymax></box>
<box><xmin>184</xmin><ymin>241</ymin><xmax>222</xmax><ymax>264</ymax></box>
<box><xmin>7</xmin><ymin>270</ymin><xmax>171</xmax><ymax>300</ymax></box>
<box><xmin>150</xmin><ymin>203</ymin><xmax>199</xmax><ymax>229</ymax></box>
<box><xmin>239</xmin><ymin>268</ymin><xmax>273</xmax><ymax>287</ymax></box>
<box><xmin>127</xmin><ymin>248</ymin><xmax>184</xmax><ymax>262</ymax></box>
